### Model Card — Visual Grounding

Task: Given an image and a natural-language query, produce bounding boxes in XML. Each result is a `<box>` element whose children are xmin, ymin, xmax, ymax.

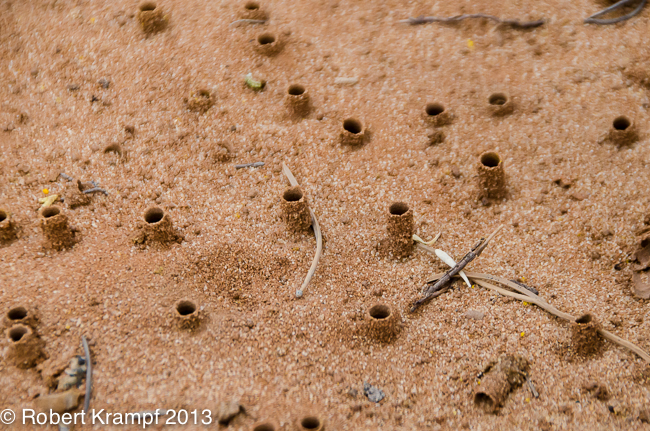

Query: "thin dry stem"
<box><xmin>82</xmin><ymin>335</ymin><xmax>92</xmax><ymax>415</ymax></box>
<box><xmin>282</xmin><ymin>162</ymin><xmax>323</xmax><ymax>298</ymax></box>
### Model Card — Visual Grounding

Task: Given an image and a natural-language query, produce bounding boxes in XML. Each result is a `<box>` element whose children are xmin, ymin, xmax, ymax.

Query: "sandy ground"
<box><xmin>1</xmin><ymin>0</ymin><xmax>650</xmax><ymax>429</ymax></box>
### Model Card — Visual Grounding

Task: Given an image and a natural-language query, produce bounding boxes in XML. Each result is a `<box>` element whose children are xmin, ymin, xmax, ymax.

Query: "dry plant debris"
<box><xmin>400</xmin><ymin>14</ymin><xmax>545</xmax><ymax>29</ymax></box>
<box><xmin>585</xmin><ymin>0</ymin><xmax>648</xmax><ymax>24</ymax></box>
<box><xmin>282</xmin><ymin>163</ymin><xmax>322</xmax><ymax>298</ymax></box>
<box><xmin>421</xmin><ymin>263</ymin><xmax>650</xmax><ymax>364</ymax></box>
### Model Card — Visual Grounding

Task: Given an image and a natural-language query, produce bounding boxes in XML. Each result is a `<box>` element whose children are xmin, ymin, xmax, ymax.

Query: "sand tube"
<box><xmin>281</xmin><ymin>186</ymin><xmax>312</xmax><ymax>232</ymax></box>
<box><xmin>571</xmin><ymin>313</ymin><xmax>605</xmax><ymax>356</ymax></box>
<box><xmin>477</xmin><ymin>151</ymin><xmax>506</xmax><ymax>200</ymax></box>
<box><xmin>251</xmin><ymin>420</ymin><xmax>279</xmax><ymax>431</ymax></box>
<box><xmin>386</xmin><ymin>202</ymin><xmax>414</xmax><ymax>258</ymax></box>
<box><xmin>135</xmin><ymin>206</ymin><xmax>182</xmax><ymax>245</ymax></box>
<box><xmin>474</xmin><ymin>355</ymin><xmax>529</xmax><ymax>413</ymax></box>
<box><xmin>486</xmin><ymin>92</ymin><xmax>514</xmax><ymax>116</ymax></box>
<box><xmin>3</xmin><ymin>306</ymin><xmax>38</xmax><ymax>329</ymax></box>
<box><xmin>285</xmin><ymin>84</ymin><xmax>311</xmax><ymax>118</ymax></box>
<box><xmin>254</xmin><ymin>33</ymin><xmax>284</xmax><ymax>56</ymax></box>
<box><xmin>607</xmin><ymin>115</ymin><xmax>638</xmax><ymax>146</ymax></box>
<box><xmin>40</xmin><ymin>206</ymin><xmax>76</xmax><ymax>250</ymax></box>
<box><xmin>173</xmin><ymin>300</ymin><xmax>202</xmax><ymax>330</ymax></box>
<box><xmin>422</xmin><ymin>103</ymin><xmax>452</xmax><ymax>127</ymax></box>
<box><xmin>6</xmin><ymin>324</ymin><xmax>46</xmax><ymax>369</ymax></box>
<box><xmin>297</xmin><ymin>415</ymin><xmax>325</xmax><ymax>431</ymax></box>
<box><xmin>0</xmin><ymin>208</ymin><xmax>17</xmax><ymax>245</ymax></box>
<box><xmin>364</xmin><ymin>303</ymin><xmax>401</xmax><ymax>342</ymax></box>
<box><xmin>239</xmin><ymin>1</ymin><xmax>268</xmax><ymax>21</ymax></box>
<box><xmin>137</xmin><ymin>1</ymin><xmax>168</xmax><ymax>34</ymax></box>
<box><xmin>339</xmin><ymin>118</ymin><xmax>366</xmax><ymax>146</ymax></box>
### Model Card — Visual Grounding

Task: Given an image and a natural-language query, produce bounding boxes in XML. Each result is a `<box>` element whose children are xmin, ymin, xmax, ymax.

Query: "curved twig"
<box><xmin>282</xmin><ymin>162</ymin><xmax>323</xmax><ymax>298</ymax></box>
<box><xmin>81</xmin><ymin>335</ymin><xmax>92</xmax><ymax>415</ymax></box>
<box><xmin>400</xmin><ymin>14</ymin><xmax>545</xmax><ymax>29</ymax></box>
<box><xmin>585</xmin><ymin>0</ymin><xmax>647</xmax><ymax>24</ymax></box>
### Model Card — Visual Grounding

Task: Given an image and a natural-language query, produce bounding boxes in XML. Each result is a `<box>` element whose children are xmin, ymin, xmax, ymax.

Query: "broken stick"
<box><xmin>411</xmin><ymin>225</ymin><xmax>503</xmax><ymax>312</ymax></box>
<box><xmin>81</xmin><ymin>335</ymin><xmax>92</xmax><ymax>415</ymax></box>
<box><xmin>400</xmin><ymin>14</ymin><xmax>545</xmax><ymax>29</ymax></box>
<box><xmin>282</xmin><ymin>163</ymin><xmax>323</xmax><ymax>298</ymax></box>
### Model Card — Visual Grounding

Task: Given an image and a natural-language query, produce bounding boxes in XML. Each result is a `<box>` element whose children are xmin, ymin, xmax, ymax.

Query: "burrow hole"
<box><xmin>480</xmin><ymin>152</ymin><xmax>501</xmax><ymax>168</ymax></box>
<box><xmin>343</xmin><ymin>118</ymin><xmax>362</xmax><ymax>134</ymax></box>
<box><xmin>389</xmin><ymin>202</ymin><xmax>409</xmax><ymax>216</ymax></box>
<box><xmin>258</xmin><ymin>33</ymin><xmax>276</xmax><ymax>45</ymax></box>
<box><xmin>176</xmin><ymin>301</ymin><xmax>197</xmax><ymax>316</ymax></box>
<box><xmin>42</xmin><ymin>206</ymin><xmax>60</xmax><ymax>219</ymax></box>
<box><xmin>139</xmin><ymin>1</ymin><xmax>157</xmax><ymax>12</ymax></box>
<box><xmin>9</xmin><ymin>326</ymin><xmax>28</xmax><ymax>342</ymax></box>
<box><xmin>613</xmin><ymin>116</ymin><xmax>631</xmax><ymax>131</ymax></box>
<box><xmin>488</xmin><ymin>93</ymin><xmax>508</xmax><ymax>106</ymax></box>
<box><xmin>369</xmin><ymin>304</ymin><xmax>391</xmax><ymax>320</ymax></box>
<box><xmin>7</xmin><ymin>307</ymin><xmax>27</xmax><ymax>321</ymax></box>
<box><xmin>288</xmin><ymin>84</ymin><xmax>305</xmax><ymax>96</ymax></box>
<box><xmin>425</xmin><ymin>103</ymin><xmax>445</xmax><ymax>116</ymax></box>
<box><xmin>144</xmin><ymin>207</ymin><xmax>164</xmax><ymax>224</ymax></box>
<box><xmin>300</xmin><ymin>416</ymin><xmax>321</xmax><ymax>430</ymax></box>
<box><xmin>283</xmin><ymin>187</ymin><xmax>303</xmax><ymax>202</ymax></box>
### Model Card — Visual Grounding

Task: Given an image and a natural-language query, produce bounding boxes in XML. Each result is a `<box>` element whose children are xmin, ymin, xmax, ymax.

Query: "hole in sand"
<box><xmin>144</xmin><ymin>207</ymin><xmax>164</xmax><ymax>224</ymax></box>
<box><xmin>288</xmin><ymin>84</ymin><xmax>305</xmax><ymax>96</ymax></box>
<box><xmin>300</xmin><ymin>416</ymin><xmax>321</xmax><ymax>430</ymax></box>
<box><xmin>488</xmin><ymin>93</ymin><xmax>508</xmax><ymax>106</ymax></box>
<box><xmin>197</xmin><ymin>89</ymin><xmax>211</xmax><ymax>99</ymax></box>
<box><xmin>480</xmin><ymin>152</ymin><xmax>501</xmax><ymax>168</ymax></box>
<box><xmin>283</xmin><ymin>188</ymin><xmax>303</xmax><ymax>202</ymax></box>
<box><xmin>369</xmin><ymin>304</ymin><xmax>391</xmax><ymax>320</ymax></box>
<box><xmin>474</xmin><ymin>392</ymin><xmax>494</xmax><ymax>410</ymax></box>
<box><xmin>425</xmin><ymin>103</ymin><xmax>445</xmax><ymax>116</ymax></box>
<box><xmin>7</xmin><ymin>307</ymin><xmax>27</xmax><ymax>321</ymax></box>
<box><xmin>0</xmin><ymin>210</ymin><xmax>6</xmax><ymax>222</ymax></box>
<box><xmin>245</xmin><ymin>1</ymin><xmax>260</xmax><ymax>10</ymax></box>
<box><xmin>253</xmin><ymin>423</ymin><xmax>275</xmax><ymax>431</ymax></box>
<box><xmin>576</xmin><ymin>314</ymin><xmax>593</xmax><ymax>324</ymax></box>
<box><xmin>343</xmin><ymin>118</ymin><xmax>362</xmax><ymax>134</ymax></box>
<box><xmin>42</xmin><ymin>206</ymin><xmax>60</xmax><ymax>218</ymax></box>
<box><xmin>613</xmin><ymin>116</ymin><xmax>630</xmax><ymax>131</ymax></box>
<box><xmin>176</xmin><ymin>301</ymin><xmax>197</xmax><ymax>316</ymax></box>
<box><xmin>258</xmin><ymin>33</ymin><xmax>276</xmax><ymax>45</ymax></box>
<box><xmin>389</xmin><ymin>202</ymin><xmax>409</xmax><ymax>216</ymax></box>
<box><xmin>139</xmin><ymin>1</ymin><xmax>157</xmax><ymax>11</ymax></box>
<box><xmin>9</xmin><ymin>326</ymin><xmax>28</xmax><ymax>342</ymax></box>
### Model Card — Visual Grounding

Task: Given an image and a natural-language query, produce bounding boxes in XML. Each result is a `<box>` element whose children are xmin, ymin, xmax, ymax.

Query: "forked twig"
<box><xmin>282</xmin><ymin>162</ymin><xmax>323</xmax><ymax>298</ymax></box>
<box><xmin>400</xmin><ymin>14</ymin><xmax>545</xmax><ymax>29</ymax></box>
<box><xmin>81</xmin><ymin>335</ymin><xmax>92</xmax><ymax>415</ymax></box>
<box><xmin>585</xmin><ymin>0</ymin><xmax>647</xmax><ymax>24</ymax></box>
<box><xmin>411</xmin><ymin>225</ymin><xmax>503</xmax><ymax>312</ymax></box>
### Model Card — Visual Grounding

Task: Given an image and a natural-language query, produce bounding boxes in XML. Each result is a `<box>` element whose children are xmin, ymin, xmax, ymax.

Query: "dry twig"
<box><xmin>400</xmin><ymin>14</ymin><xmax>545</xmax><ymax>29</ymax></box>
<box><xmin>585</xmin><ymin>0</ymin><xmax>647</xmax><ymax>24</ymax></box>
<box><xmin>81</xmin><ymin>335</ymin><xmax>92</xmax><ymax>415</ymax></box>
<box><xmin>229</xmin><ymin>19</ymin><xmax>267</xmax><ymax>26</ymax></box>
<box><xmin>282</xmin><ymin>162</ymin><xmax>323</xmax><ymax>298</ymax></box>
<box><xmin>411</xmin><ymin>225</ymin><xmax>503</xmax><ymax>312</ymax></box>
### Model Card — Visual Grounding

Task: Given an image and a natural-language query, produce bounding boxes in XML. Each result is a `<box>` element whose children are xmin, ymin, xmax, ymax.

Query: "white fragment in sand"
<box><xmin>434</xmin><ymin>249</ymin><xmax>471</xmax><ymax>288</ymax></box>
<box><xmin>334</xmin><ymin>77</ymin><xmax>358</xmax><ymax>85</ymax></box>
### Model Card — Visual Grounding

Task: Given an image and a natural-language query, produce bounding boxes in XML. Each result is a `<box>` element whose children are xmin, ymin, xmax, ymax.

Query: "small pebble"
<box><xmin>465</xmin><ymin>310</ymin><xmax>485</xmax><ymax>320</ymax></box>
<box><xmin>363</xmin><ymin>382</ymin><xmax>385</xmax><ymax>403</ymax></box>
